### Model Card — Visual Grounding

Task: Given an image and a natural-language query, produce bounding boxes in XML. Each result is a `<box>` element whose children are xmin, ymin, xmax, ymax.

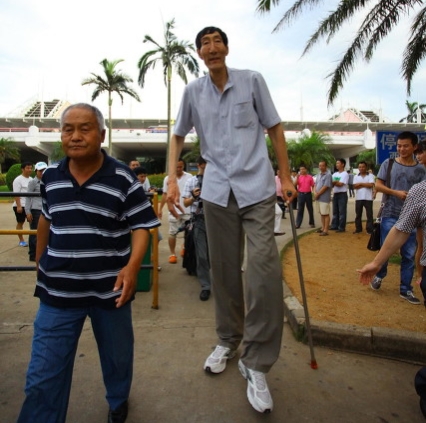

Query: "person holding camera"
<box><xmin>182</xmin><ymin>156</ymin><xmax>211</xmax><ymax>301</ymax></box>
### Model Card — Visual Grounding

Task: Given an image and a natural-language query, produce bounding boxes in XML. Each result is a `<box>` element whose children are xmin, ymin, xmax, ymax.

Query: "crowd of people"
<box><xmin>9</xmin><ymin>25</ymin><xmax>426</xmax><ymax>423</ymax></box>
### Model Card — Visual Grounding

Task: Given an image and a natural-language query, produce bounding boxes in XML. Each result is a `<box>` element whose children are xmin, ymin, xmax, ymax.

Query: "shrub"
<box><xmin>6</xmin><ymin>164</ymin><xmax>22</xmax><ymax>191</ymax></box>
<box><xmin>149</xmin><ymin>173</ymin><xmax>166</xmax><ymax>190</ymax></box>
<box><xmin>0</xmin><ymin>173</ymin><xmax>6</xmax><ymax>186</ymax></box>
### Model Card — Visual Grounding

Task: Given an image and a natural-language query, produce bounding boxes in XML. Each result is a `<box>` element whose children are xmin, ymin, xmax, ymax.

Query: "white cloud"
<box><xmin>0</xmin><ymin>0</ymin><xmax>424</xmax><ymax>124</ymax></box>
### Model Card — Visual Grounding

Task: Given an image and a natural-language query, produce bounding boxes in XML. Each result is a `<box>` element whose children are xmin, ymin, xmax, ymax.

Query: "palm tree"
<box><xmin>256</xmin><ymin>1</ymin><xmax>426</xmax><ymax>105</ymax></box>
<box><xmin>82</xmin><ymin>59</ymin><xmax>141</xmax><ymax>157</ymax></box>
<box><xmin>355</xmin><ymin>148</ymin><xmax>377</xmax><ymax>172</ymax></box>
<box><xmin>182</xmin><ymin>136</ymin><xmax>201</xmax><ymax>163</ymax></box>
<box><xmin>285</xmin><ymin>131</ymin><xmax>335</xmax><ymax>172</ymax></box>
<box><xmin>137</xmin><ymin>19</ymin><xmax>199</xmax><ymax>170</ymax></box>
<box><xmin>399</xmin><ymin>100</ymin><xmax>426</xmax><ymax>123</ymax></box>
<box><xmin>0</xmin><ymin>137</ymin><xmax>20</xmax><ymax>173</ymax></box>
<box><xmin>50</xmin><ymin>141</ymin><xmax>66</xmax><ymax>163</ymax></box>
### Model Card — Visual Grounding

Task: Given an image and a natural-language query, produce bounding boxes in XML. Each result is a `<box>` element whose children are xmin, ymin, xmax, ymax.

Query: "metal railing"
<box><xmin>0</xmin><ymin>191</ymin><xmax>161</xmax><ymax>309</ymax></box>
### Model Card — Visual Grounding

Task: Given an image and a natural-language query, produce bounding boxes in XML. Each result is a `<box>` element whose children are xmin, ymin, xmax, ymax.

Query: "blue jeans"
<box><xmin>376</xmin><ymin>216</ymin><xmax>417</xmax><ymax>294</ymax></box>
<box><xmin>330</xmin><ymin>192</ymin><xmax>348</xmax><ymax>230</ymax></box>
<box><xmin>17</xmin><ymin>302</ymin><xmax>134</xmax><ymax>423</ymax></box>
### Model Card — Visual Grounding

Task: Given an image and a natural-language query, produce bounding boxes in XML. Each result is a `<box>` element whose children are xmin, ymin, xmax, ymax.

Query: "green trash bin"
<box><xmin>136</xmin><ymin>234</ymin><xmax>152</xmax><ymax>292</ymax></box>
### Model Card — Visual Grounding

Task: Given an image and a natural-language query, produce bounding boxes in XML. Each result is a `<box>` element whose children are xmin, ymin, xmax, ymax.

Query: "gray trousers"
<box><xmin>203</xmin><ymin>192</ymin><xmax>284</xmax><ymax>373</ymax></box>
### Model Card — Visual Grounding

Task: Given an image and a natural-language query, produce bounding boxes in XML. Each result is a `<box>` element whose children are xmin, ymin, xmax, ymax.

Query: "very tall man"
<box><xmin>167</xmin><ymin>26</ymin><xmax>296</xmax><ymax>414</ymax></box>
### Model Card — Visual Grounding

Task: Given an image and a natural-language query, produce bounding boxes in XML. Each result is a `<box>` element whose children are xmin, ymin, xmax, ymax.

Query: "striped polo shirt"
<box><xmin>35</xmin><ymin>152</ymin><xmax>160</xmax><ymax>309</ymax></box>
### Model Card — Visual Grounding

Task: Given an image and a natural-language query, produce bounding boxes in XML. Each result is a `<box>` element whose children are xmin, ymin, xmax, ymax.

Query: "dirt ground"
<box><xmin>283</xmin><ymin>222</ymin><xmax>426</xmax><ymax>334</ymax></box>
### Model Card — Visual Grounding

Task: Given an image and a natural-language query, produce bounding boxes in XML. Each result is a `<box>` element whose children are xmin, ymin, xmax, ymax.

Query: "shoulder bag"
<box><xmin>367</xmin><ymin>159</ymin><xmax>394</xmax><ymax>251</ymax></box>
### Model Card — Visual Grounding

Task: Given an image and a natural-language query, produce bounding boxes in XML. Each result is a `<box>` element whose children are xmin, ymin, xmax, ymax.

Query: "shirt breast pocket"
<box><xmin>233</xmin><ymin>101</ymin><xmax>254</xmax><ymax>128</ymax></box>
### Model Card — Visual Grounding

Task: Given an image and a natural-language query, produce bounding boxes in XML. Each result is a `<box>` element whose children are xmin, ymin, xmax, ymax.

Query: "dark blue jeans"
<box><xmin>296</xmin><ymin>192</ymin><xmax>314</xmax><ymax>227</ymax></box>
<box><xmin>376</xmin><ymin>216</ymin><xmax>417</xmax><ymax>294</ymax></box>
<box><xmin>17</xmin><ymin>302</ymin><xmax>134</xmax><ymax>423</ymax></box>
<box><xmin>331</xmin><ymin>192</ymin><xmax>348</xmax><ymax>231</ymax></box>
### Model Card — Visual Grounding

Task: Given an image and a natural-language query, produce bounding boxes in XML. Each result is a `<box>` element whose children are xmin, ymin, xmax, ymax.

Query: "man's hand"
<box><xmin>166</xmin><ymin>179</ymin><xmax>184</xmax><ymax>218</ymax></box>
<box><xmin>26</xmin><ymin>213</ymin><xmax>33</xmax><ymax>223</ymax></box>
<box><xmin>395</xmin><ymin>190</ymin><xmax>408</xmax><ymax>201</ymax></box>
<box><xmin>281</xmin><ymin>178</ymin><xmax>297</xmax><ymax>202</ymax></box>
<box><xmin>113</xmin><ymin>265</ymin><xmax>138</xmax><ymax>308</ymax></box>
<box><xmin>357</xmin><ymin>262</ymin><xmax>381</xmax><ymax>285</ymax></box>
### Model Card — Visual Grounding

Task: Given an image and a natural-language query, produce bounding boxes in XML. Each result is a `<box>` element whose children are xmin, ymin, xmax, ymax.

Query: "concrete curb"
<box><xmin>283</xmin><ymin>279</ymin><xmax>426</xmax><ymax>365</ymax></box>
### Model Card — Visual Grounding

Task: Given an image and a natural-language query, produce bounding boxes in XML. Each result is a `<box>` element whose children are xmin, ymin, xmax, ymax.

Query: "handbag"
<box><xmin>367</xmin><ymin>207</ymin><xmax>382</xmax><ymax>251</ymax></box>
<box><xmin>366</xmin><ymin>159</ymin><xmax>394</xmax><ymax>251</ymax></box>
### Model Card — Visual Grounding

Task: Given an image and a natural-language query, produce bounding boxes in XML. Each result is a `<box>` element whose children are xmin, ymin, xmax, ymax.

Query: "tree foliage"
<box><xmin>285</xmin><ymin>131</ymin><xmax>335</xmax><ymax>172</ymax></box>
<box><xmin>256</xmin><ymin>0</ymin><xmax>426</xmax><ymax>105</ymax></box>
<box><xmin>0</xmin><ymin>137</ymin><xmax>20</xmax><ymax>173</ymax></box>
<box><xmin>182</xmin><ymin>136</ymin><xmax>201</xmax><ymax>163</ymax></box>
<box><xmin>355</xmin><ymin>148</ymin><xmax>377</xmax><ymax>172</ymax></box>
<box><xmin>82</xmin><ymin>59</ymin><xmax>141</xmax><ymax>157</ymax></box>
<box><xmin>137</xmin><ymin>19</ymin><xmax>199</xmax><ymax>170</ymax></box>
<box><xmin>399</xmin><ymin>100</ymin><xmax>426</xmax><ymax>123</ymax></box>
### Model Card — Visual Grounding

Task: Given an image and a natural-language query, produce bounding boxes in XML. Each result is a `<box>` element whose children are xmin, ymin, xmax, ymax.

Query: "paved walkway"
<box><xmin>0</xmin><ymin>199</ymin><xmax>425</xmax><ymax>422</ymax></box>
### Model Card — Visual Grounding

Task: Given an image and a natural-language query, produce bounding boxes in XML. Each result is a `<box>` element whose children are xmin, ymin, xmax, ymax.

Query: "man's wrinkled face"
<box><xmin>61</xmin><ymin>108</ymin><xmax>105</xmax><ymax>160</ymax></box>
<box><xmin>197</xmin><ymin>31</ymin><xmax>228</xmax><ymax>72</ymax></box>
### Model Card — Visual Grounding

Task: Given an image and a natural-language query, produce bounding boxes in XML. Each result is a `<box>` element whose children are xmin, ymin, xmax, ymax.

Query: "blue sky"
<box><xmin>0</xmin><ymin>0</ymin><xmax>425</xmax><ymax>123</ymax></box>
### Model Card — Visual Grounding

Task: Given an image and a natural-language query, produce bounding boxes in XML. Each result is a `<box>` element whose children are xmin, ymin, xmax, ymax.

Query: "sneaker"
<box><xmin>204</xmin><ymin>345</ymin><xmax>235</xmax><ymax>374</ymax></box>
<box><xmin>400</xmin><ymin>291</ymin><xmax>421</xmax><ymax>305</ymax></box>
<box><xmin>19</xmin><ymin>241</ymin><xmax>28</xmax><ymax>247</ymax></box>
<box><xmin>168</xmin><ymin>255</ymin><xmax>177</xmax><ymax>264</ymax></box>
<box><xmin>370</xmin><ymin>276</ymin><xmax>382</xmax><ymax>291</ymax></box>
<box><xmin>238</xmin><ymin>359</ymin><xmax>273</xmax><ymax>413</ymax></box>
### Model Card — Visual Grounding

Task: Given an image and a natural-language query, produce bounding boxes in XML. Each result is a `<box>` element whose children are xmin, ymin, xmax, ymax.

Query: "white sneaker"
<box><xmin>238</xmin><ymin>359</ymin><xmax>273</xmax><ymax>413</ymax></box>
<box><xmin>203</xmin><ymin>345</ymin><xmax>235</xmax><ymax>374</ymax></box>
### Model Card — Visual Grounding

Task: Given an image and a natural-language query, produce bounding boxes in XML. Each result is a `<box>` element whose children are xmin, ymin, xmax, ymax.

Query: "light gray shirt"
<box><xmin>26</xmin><ymin>175</ymin><xmax>42</xmax><ymax>210</ymax></box>
<box><xmin>174</xmin><ymin>67</ymin><xmax>281</xmax><ymax>208</ymax></box>
<box><xmin>315</xmin><ymin>171</ymin><xmax>332</xmax><ymax>203</ymax></box>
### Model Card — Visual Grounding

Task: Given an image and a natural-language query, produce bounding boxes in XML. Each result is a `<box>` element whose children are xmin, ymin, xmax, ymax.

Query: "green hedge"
<box><xmin>149</xmin><ymin>173</ymin><xmax>166</xmax><ymax>190</ymax></box>
<box><xmin>0</xmin><ymin>173</ymin><xmax>6</xmax><ymax>186</ymax></box>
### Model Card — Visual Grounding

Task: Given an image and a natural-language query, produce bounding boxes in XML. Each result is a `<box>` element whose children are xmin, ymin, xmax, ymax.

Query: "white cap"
<box><xmin>35</xmin><ymin>162</ymin><xmax>48</xmax><ymax>171</ymax></box>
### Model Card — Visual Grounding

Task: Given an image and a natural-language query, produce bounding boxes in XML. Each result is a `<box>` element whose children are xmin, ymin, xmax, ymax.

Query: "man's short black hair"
<box><xmin>398</xmin><ymin>131</ymin><xmax>418</xmax><ymax>146</ymax></box>
<box><xmin>197</xmin><ymin>156</ymin><xmax>206</xmax><ymax>165</ymax></box>
<box><xmin>417</xmin><ymin>140</ymin><xmax>426</xmax><ymax>152</ymax></box>
<box><xmin>133</xmin><ymin>167</ymin><xmax>147</xmax><ymax>176</ymax></box>
<box><xmin>21</xmin><ymin>161</ymin><xmax>32</xmax><ymax>169</ymax></box>
<box><xmin>195</xmin><ymin>27</ymin><xmax>228</xmax><ymax>49</ymax></box>
<box><xmin>337</xmin><ymin>158</ymin><xmax>346</xmax><ymax>167</ymax></box>
<box><xmin>358</xmin><ymin>161</ymin><xmax>367</xmax><ymax>167</ymax></box>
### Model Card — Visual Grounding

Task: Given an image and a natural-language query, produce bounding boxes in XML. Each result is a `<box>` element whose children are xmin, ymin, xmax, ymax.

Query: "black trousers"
<box><xmin>354</xmin><ymin>200</ymin><xmax>373</xmax><ymax>233</ymax></box>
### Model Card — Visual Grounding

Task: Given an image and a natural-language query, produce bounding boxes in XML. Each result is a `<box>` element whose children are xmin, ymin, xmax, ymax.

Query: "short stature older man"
<box><xmin>17</xmin><ymin>103</ymin><xmax>160</xmax><ymax>423</ymax></box>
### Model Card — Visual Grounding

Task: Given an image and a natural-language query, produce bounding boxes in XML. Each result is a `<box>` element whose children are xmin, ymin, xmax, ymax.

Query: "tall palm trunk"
<box><xmin>108</xmin><ymin>93</ymin><xmax>113</xmax><ymax>157</ymax></box>
<box><xmin>166</xmin><ymin>64</ymin><xmax>172</xmax><ymax>172</ymax></box>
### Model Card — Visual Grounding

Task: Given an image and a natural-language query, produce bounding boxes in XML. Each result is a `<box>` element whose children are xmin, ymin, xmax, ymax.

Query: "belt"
<box><xmin>298</xmin><ymin>192</ymin><xmax>311</xmax><ymax>194</ymax></box>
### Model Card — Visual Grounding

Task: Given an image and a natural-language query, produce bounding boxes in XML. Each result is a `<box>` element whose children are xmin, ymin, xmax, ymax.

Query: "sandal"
<box><xmin>319</xmin><ymin>232</ymin><xmax>329</xmax><ymax>236</ymax></box>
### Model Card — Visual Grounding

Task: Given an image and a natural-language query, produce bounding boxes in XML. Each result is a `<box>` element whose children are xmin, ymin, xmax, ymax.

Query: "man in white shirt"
<box><xmin>353</xmin><ymin>161</ymin><xmax>375</xmax><ymax>234</ymax></box>
<box><xmin>160</xmin><ymin>159</ymin><xmax>192</xmax><ymax>264</ymax></box>
<box><xmin>12</xmin><ymin>161</ymin><xmax>33</xmax><ymax>246</ymax></box>
<box><xmin>330</xmin><ymin>158</ymin><xmax>349</xmax><ymax>232</ymax></box>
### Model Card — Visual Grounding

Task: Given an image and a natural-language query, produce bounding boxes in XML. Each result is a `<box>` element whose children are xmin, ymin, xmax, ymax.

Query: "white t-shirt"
<box><xmin>353</xmin><ymin>173</ymin><xmax>375</xmax><ymax>201</ymax></box>
<box><xmin>162</xmin><ymin>172</ymin><xmax>192</xmax><ymax>215</ymax></box>
<box><xmin>332</xmin><ymin>171</ymin><xmax>349</xmax><ymax>193</ymax></box>
<box><xmin>12</xmin><ymin>174</ymin><xmax>32</xmax><ymax>207</ymax></box>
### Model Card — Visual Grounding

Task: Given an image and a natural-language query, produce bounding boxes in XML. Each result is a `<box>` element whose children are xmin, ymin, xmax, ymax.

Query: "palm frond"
<box><xmin>402</xmin><ymin>6</ymin><xmax>426</xmax><ymax>94</ymax></box>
